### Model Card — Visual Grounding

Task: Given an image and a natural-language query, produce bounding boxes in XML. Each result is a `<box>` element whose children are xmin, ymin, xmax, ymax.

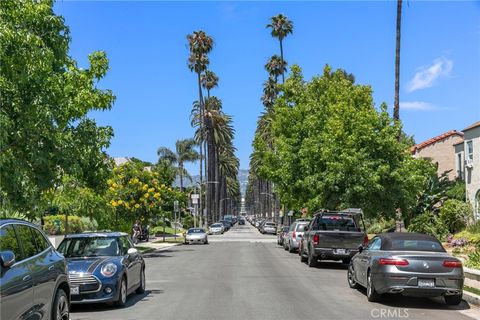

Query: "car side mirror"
<box><xmin>0</xmin><ymin>251</ymin><xmax>16</xmax><ymax>269</ymax></box>
<box><xmin>127</xmin><ymin>248</ymin><xmax>138</xmax><ymax>255</ymax></box>
<box><xmin>304</xmin><ymin>227</ymin><xmax>309</xmax><ymax>231</ymax></box>
<box><xmin>358</xmin><ymin>245</ymin><xmax>364</xmax><ymax>253</ymax></box>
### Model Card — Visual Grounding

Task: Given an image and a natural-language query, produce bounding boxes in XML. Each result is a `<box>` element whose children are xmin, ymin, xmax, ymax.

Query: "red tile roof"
<box><xmin>463</xmin><ymin>121</ymin><xmax>480</xmax><ymax>132</ymax></box>
<box><xmin>411</xmin><ymin>130</ymin><xmax>464</xmax><ymax>154</ymax></box>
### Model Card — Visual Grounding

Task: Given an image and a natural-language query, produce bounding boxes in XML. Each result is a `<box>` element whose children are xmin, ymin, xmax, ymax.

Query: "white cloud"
<box><xmin>400</xmin><ymin>101</ymin><xmax>436</xmax><ymax>111</ymax></box>
<box><xmin>407</xmin><ymin>57</ymin><xmax>453</xmax><ymax>92</ymax></box>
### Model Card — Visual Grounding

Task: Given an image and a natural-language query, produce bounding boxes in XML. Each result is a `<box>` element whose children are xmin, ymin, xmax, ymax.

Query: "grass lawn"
<box><xmin>465</xmin><ymin>285</ymin><xmax>480</xmax><ymax>296</ymax></box>
<box><xmin>134</xmin><ymin>246</ymin><xmax>153</xmax><ymax>253</ymax></box>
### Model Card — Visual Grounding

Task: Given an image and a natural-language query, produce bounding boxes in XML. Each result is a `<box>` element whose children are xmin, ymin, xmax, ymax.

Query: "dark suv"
<box><xmin>0</xmin><ymin>219</ymin><xmax>70</xmax><ymax>320</ymax></box>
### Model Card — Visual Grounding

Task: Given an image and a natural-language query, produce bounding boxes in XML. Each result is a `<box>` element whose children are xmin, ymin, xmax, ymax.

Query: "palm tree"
<box><xmin>393</xmin><ymin>0</ymin><xmax>402</xmax><ymax>126</ymax></box>
<box><xmin>187</xmin><ymin>30</ymin><xmax>214</xmax><ymax>221</ymax></box>
<box><xmin>157</xmin><ymin>138</ymin><xmax>199</xmax><ymax>190</ymax></box>
<box><xmin>265</xmin><ymin>55</ymin><xmax>287</xmax><ymax>83</ymax></box>
<box><xmin>267</xmin><ymin>14</ymin><xmax>293</xmax><ymax>83</ymax></box>
<box><xmin>201</xmin><ymin>70</ymin><xmax>219</xmax><ymax>98</ymax></box>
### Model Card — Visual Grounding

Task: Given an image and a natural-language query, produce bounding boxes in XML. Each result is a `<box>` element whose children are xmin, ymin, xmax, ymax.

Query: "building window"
<box><xmin>467</xmin><ymin>140</ymin><xmax>473</xmax><ymax>160</ymax></box>
<box><xmin>457</xmin><ymin>153</ymin><xmax>463</xmax><ymax>179</ymax></box>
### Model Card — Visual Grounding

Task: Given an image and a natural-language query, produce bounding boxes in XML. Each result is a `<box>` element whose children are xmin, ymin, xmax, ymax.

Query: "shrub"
<box><xmin>454</xmin><ymin>230</ymin><xmax>480</xmax><ymax>245</ymax></box>
<box><xmin>467</xmin><ymin>220</ymin><xmax>480</xmax><ymax>234</ymax></box>
<box><xmin>407</xmin><ymin>211</ymin><xmax>448</xmax><ymax>241</ymax></box>
<box><xmin>80</xmin><ymin>217</ymin><xmax>98</xmax><ymax>232</ymax></box>
<box><xmin>466</xmin><ymin>249</ymin><xmax>480</xmax><ymax>270</ymax></box>
<box><xmin>366</xmin><ymin>217</ymin><xmax>395</xmax><ymax>234</ymax></box>
<box><xmin>438</xmin><ymin>199</ymin><xmax>472</xmax><ymax>233</ymax></box>
<box><xmin>44</xmin><ymin>215</ymin><xmax>84</xmax><ymax>235</ymax></box>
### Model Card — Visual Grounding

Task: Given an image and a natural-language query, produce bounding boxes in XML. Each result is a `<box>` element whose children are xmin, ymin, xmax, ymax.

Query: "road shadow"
<box><xmin>313</xmin><ymin>261</ymin><xmax>349</xmax><ymax>270</ymax></box>
<box><xmin>354</xmin><ymin>288</ymin><xmax>471</xmax><ymax>311</ymax></box>
<box><xmin>70</xmin><ymin>289</ymin><xmax>164</xmax><ymax>313</ymax></box>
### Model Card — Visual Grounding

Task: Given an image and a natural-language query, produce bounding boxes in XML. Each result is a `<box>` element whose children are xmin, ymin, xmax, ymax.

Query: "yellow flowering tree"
<box><xmin>106</xmin><ymin>161</ymin><xmax>187</xmax><ymax>230</ymax></box>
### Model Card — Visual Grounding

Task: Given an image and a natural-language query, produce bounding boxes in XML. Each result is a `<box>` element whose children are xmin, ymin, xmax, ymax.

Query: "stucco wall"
<box><xmin>414</xmin><ymin>134</ymin><xmax>463</xmax><ymax>180</ymax></box>
<box><xmin>463</xmin><ymin>126</ymin><xmax>480</xmax><ymax>219</ymax></box>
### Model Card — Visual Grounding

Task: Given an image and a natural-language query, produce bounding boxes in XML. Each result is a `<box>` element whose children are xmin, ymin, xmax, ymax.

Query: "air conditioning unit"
<box><xmin>466</xmin><ymin>158</ymin><xmax>474</xmax><ymax>168</ymax></box>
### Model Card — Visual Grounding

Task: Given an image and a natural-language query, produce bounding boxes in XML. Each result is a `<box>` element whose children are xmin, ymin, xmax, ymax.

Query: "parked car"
<box><xmin>239</xmin><ymin>218</ymin><xmax>246</xmax><ymax>225</ymax></box>
<box><xmin>261</xmin><ymin>222</ymin><xmax>277</xmax><ymax>234</ymax></box>
<box><xmin>57</xmin><ymin>232</ymin><xmax>145</xmax><ymax>306</ymax></box>
<box><xmin>185</xmin><ymin>228</ymin><xmax>208</xmax><ymax>244</ymax></box>
<box><xmin>348</xmin><ymin>232</ymin><xmax>464</xmax><ymax>305</ymax></box>
<box><xmin>277</xmin><ymin>226</ymin><xmax>290</xmax><ymax>245</ymax></box>
<box><xmin>300</xmin><ymin>209</ymin><xmax>368</xmax><ymax>267</ymax></box>
<box><xmin>0</xmin><ymin>219</ymin><xmax>70</xmax><ymax>320</ymax></box>
<box><xmin>284</xmin><ymin>221</ymin><xmax>309</xmax><ymax>253</ymax></box>
<box><xmin>219</xmin><ymin>220</ymin><xmax>231</xmax><ymax>231</ymax></box>
<box><xmin>209</xmin><ymin>223</ymin><xmax>225</xmax><ymax>235</ymax></box>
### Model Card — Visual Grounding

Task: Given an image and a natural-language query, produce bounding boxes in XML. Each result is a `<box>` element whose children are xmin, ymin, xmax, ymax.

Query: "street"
<box><xmin>71</xmin><ymin>224</ymin><xmax>480</xmax><ymax>320</ymax></box>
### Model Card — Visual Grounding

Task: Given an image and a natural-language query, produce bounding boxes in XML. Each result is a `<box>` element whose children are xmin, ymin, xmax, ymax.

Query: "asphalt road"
<box><xmin>71</xmin><ymin>224</ymin><xmax>480</xmax><ymax>320</ymax></box>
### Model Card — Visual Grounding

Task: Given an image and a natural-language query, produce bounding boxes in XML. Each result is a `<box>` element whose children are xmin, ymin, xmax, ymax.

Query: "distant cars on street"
<box><xmin>261</xmin><ymin>222</ymin><xmax>277</xmax><ymax>235</ymax></box>
<box><xmin>284</xmin><ymin>221</ymin><xmax>309</xmax><ymax>253</ymax></box>
<box><xmin>208</xmin><ymin>223</ymin><xmax>225</xmax><ymax>235</ymax></box>
<box><xmin>57</xmin><ymin>232</ymin><xmax>145</xmax><ymax>307</ymax></box>
<box><xmin>185</xmin><ymin>228</ymin><xmax>208</xmax><ymax>244</ymax></box>
<box><xmin>277</xmin><ymin>226</ymin><xmax>290</xmax><ymax>245</ymax></box>
<box><xmin>0</xmin><ymin>219</ymin><xmax>70</xmax><ymax>320</ymax></box>
<box><xmin>348</xmin><ymin>232</ymin><xmax>464</xmax><ymax>305</ymax></box>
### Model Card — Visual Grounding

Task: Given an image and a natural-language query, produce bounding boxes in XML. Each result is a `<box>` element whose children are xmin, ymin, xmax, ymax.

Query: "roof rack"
<box><xmin>313</xmin><ymin>208</ymin><xmax>363</xmax><ymax>216</ymax></box>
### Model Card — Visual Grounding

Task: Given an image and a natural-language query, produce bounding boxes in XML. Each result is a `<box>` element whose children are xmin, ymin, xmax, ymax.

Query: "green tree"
<box><xmin>267</xmin><ymin>14</ymin><xmax>293</xmax><ymax>83</ymax></box>
<box><xmin>249</xmin><ymin>64</ymin><xmax>432</xmax><ymax>219</ymax></box>
<box><xmin>0</xmin><ymin>0</ymin><xmax>115</xmax><ymax>214</ymax></box>
<box><xmin>157</xmin><ymin>138</ymin><xmax>200</xmax><ymax>190</ymax></box>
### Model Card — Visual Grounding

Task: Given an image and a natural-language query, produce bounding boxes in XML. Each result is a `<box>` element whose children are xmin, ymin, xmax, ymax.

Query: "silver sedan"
<box><xmin>185</xmin><ymin>228</ymin><xmax>208</xmax><ymax>245</ymax></box>
<box><xmin>348</xmin><ymin>232</ymin><xmax>463</xmax><ymax>305</ymax></box>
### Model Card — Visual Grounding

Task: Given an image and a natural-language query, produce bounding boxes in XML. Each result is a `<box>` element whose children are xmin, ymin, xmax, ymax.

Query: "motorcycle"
<box><xmin>137</xmin><ymin>225</ymin><xmax>150</xmax><ymax>242</ymax></box>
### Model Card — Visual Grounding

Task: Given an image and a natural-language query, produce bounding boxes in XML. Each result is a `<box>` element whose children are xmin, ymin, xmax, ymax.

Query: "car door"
<box><xmin>29</xmin><ymin>226</ymin><xmax>59</xmax><ymax>320</ymax></box>
<box><xmin>119</xmin><ymin>236</ymin><xmax>140</xmax><ymax>290</ymax></box>
<box><xmin>0</xmin><ymin>224</ymin><xmax>34</xmax><ymax>320</ymax></box>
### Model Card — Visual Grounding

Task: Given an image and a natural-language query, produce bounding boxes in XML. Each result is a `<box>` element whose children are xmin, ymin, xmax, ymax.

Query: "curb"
<box><xmin>464</xmin><ymin>290</ymin><xmax>480</xmax><ymax>307</ymax></box>
<box><xmin>139</xmin><ymin>242</ymin><xmax>182</xmax><ymax>254</ymax></box>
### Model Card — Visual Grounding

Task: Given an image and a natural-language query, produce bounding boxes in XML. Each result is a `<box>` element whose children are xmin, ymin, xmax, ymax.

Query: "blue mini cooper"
<box><xmin>57</xmin><ymin>232</ymin><xmax>145</xmax><ymax>307</ymax></box>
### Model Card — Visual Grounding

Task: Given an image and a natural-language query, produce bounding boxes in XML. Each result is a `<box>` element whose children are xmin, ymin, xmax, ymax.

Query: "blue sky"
<box><xmin>54</xmin><ymin>1</ymin><xmax>480</xmax><ymax>174</ymax></box>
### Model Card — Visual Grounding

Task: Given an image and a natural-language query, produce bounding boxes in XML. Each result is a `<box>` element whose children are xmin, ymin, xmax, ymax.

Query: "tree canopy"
<box><xmin>0</xmin><ymin>0</ymin><xmax>115</xmax><ymax>213</ymax></box>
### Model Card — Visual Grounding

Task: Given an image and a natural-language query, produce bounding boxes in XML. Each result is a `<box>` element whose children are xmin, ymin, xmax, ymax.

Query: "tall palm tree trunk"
<box><xmin>197</xmin><ymin>72</ymin><xmax>204</xmax><ymax>225</ymax></box>
<box><xmin>394</xmin><ymin>0</ymin><xmax>402</xmax><ymax>127</ymax></box>
<box><xmin>179</xmin><ymin>163</ymin><xmax>184</xmax><ymax>191</ymax></box>
<box><xmin>280</xmin><ymin>39</ymin><xmax>285</xmax><ymax>83</ymax></box>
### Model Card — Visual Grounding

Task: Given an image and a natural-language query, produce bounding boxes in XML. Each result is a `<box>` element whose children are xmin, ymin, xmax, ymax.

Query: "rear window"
<box><xmin>314</xmin><ymin>215</ymin><xmax>359</xmax><ymax>231</ymax></box>
<box><xmin>296</xmin><ymin>224</ymin><xmax>307</xmax><ymax>232</ymax></box>
<box><xmin>389</xmin><ymin>239</ymin><xmax>445</xmax><ymax>252</ymax></box>
<box><xmin>265</xmin><ymin>223</ymin><xmax>276</xmax><ymax>227</ymax></box>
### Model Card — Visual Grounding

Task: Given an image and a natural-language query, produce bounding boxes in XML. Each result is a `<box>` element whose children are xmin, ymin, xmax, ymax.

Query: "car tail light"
<box><xmin>363</xmin><ymin>234</ymin><xmax>369</xmax><ymax>246</ymax></box>
<box><xmin>443</xmin><ymin>260</ymin><xmax>462</xmax><ymax>268</ymax></box>
<box><xmin>313</xmin><ymin>234</ymin><xmax>320</xmax><ymax>245</ymax></box>
<box><xmin>292</xmin><ymin>231</ymin><xmax>296</xmax><ymax>239</ymax></box>
<box><xmin>378</xmin><ymin>258</ymin><xmax>409</xmax><ymax>266</ymax></box>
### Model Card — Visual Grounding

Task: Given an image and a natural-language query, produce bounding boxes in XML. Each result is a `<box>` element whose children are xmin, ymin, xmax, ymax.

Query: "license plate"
<box><xmin>70</xmin><ymin>286</ymin><xmax>79</xmax><ymax>295</ymax></box>
<box><xmin>418</xmin><ymin>279</ymin><xmax>435</xmax><ymax>287</ymax></box>
<box><xmin>334</xmin><ymin>249</ymin><xmax>347</xmax><ymax>254</ymax></box>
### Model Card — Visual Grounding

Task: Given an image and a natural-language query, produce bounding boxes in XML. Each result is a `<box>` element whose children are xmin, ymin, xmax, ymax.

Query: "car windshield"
<box><xmin>316</xmin><ymin>215</ymin><xmax>358</xmax><ymax>231</ymax></box>
<box><xmin>58</xmin><ymin>237</ymin><xmax>120</xmax><ymax>258</ymax></box>
<box><xmin>389</xmin><ymin>239</ymin><xmax>445</xmax><ymax>252</ymax></box>
<box><xmin>188</xmin><ymin>229</ymin><xmax>205</xmax><ymax>234</ymax></box>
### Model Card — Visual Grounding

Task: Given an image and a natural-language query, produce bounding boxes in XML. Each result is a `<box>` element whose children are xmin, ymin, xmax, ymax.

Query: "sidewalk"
<box><xmin>135</xmin><ymin>238</ymin><xmax>183</xmax><ymax>252</ymax></box>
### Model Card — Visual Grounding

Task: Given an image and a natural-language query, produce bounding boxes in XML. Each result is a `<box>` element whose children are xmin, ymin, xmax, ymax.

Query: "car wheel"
<box><xmin>347</xmin><ymin>263</ymin><xmax>360</xmax><ymax>289</ymax></box>
<box><xmin>114</xmin><ymin>277</ymin><xmax>127</xmax><ymax>307</ymax></box>
<box><xmin>300</xmin><ymin>249</ymin><xmax>307</xmax><ymax>263</ymax></box>
<box><xmin>136</xmin><ymin>268</ymin><xmax>145</xmax><ymax>294</ymax></box>
<box><xmin>366</xmin><ymin>272</ymin><xmax>381</xmax><ymax>302</ymax></box>
<box><xmin>444</xmin><ymin>294</ymin><xmax>462</xmax><ymax>305</ymax></box>
<box><xmin>284</xmin><ymin>242</ymin><xmax>289</xmax><ymax>251</ymax></box>
<box><xmin>307</xmin><ymin>248</ymin><xmax>317</xmax><ymax>268</ymax></box>
<box><xmin>52</xmin><ymin>288</ymin><xmax>69</xmax><ymax>320</ymax></box>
